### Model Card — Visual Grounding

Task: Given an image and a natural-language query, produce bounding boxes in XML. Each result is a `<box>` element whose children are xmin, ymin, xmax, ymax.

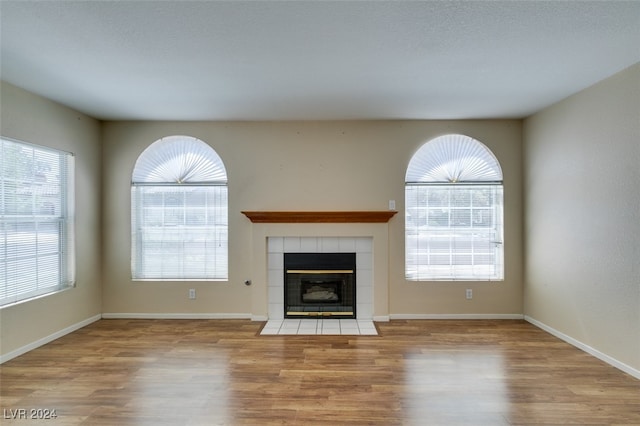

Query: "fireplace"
<box><xmin>284</xmin><ymin>253</ymin><xmax>356</xmax><ymax>319</ymax></box>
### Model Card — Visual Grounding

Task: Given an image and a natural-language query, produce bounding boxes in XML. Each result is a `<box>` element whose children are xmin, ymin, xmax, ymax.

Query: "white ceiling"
<box><xmin>1</xmin><ymin>1</ymin><xmax>639</xmax><ymax>121</ymax></box>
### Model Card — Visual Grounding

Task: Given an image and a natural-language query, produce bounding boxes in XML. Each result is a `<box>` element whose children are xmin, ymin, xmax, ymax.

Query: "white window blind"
<box><xmin>405</xmin><ymin>134</ymin><xmax>504</xmax><ymax>281</ymax></box>
<box><xmin>1</xmin><ymin>137</ymin><xmax>75</xmax><ymax>306</ymax></box>
<box><xmin>131</xmin><ymin>136</ymin><xmax>228</xmax><ymax>280</ymax></box>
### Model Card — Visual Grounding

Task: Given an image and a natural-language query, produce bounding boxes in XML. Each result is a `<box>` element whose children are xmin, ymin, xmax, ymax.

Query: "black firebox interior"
<box><xmin>284</xmin><ymin>253</ymin><xmax>356</xmax><ymax>319</ymax></box>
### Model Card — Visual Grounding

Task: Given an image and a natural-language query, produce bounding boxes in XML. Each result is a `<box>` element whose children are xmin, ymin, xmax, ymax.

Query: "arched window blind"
<box><xmin>405</xmin><ymin>134</ymin><xmax>504</xmax><ymax>281</ymax></box>
<box><xmin>131</xmin><ymin>136</ymin><xmax>228</xmax><ymax>280</ymax></box>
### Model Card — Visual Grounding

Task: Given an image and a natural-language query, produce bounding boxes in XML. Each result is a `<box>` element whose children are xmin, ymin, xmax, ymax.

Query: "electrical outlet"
<box><xmin>189</xmin><ymin>289</ymin><xmax>196</xmax><ymax>299</ymax></box>
<box><xmin>466</xmin><ymin>289</ymin><xmax>473</xmax><ymax>300</ymax></box>
<box><xmin>389</xmin><ymin>199</ymin><xmax>396</xmax><ymax>210</ymax></box>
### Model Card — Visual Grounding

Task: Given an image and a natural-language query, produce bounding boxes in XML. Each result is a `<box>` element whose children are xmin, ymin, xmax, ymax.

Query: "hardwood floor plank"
<box><xmin>1</xmin><ymin>319</ymin><xmax>638</xmax><ymax>425</ymax></box>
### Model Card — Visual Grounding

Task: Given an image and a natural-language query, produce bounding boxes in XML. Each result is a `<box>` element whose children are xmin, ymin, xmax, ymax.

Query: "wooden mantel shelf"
<box><xmin>241</xmin><ymin>211</ymin><xmax>398</xmax><ymax>223</ymax></box>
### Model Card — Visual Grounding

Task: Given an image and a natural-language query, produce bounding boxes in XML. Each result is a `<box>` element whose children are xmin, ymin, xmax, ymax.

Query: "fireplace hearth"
<box><xmin>284</xmin><ymin>253</ymin><xmax>356</xmax><ymax>319</ymax></box>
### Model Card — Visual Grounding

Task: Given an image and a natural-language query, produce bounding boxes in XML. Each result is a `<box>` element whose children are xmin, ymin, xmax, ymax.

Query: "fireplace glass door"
<box><xmin>284</xmin><ymin>253</ymin><xmax>356</xmax><ymax>319</ymax></box>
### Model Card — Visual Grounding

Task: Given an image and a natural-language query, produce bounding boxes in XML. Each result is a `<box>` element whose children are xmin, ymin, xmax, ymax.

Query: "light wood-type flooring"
<box><xmin>1</xmin><ymin>319</ymin><xmax>639</xmax><ymax>425</ymax></box>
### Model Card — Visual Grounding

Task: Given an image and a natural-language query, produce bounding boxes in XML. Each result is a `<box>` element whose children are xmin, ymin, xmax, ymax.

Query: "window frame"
<box><xmin>405</xmin><ymin>134</ymin><xmax>504</xmax><ymax>281</ymax></box>
<box><xmin>131</xmin><ymin>136</ymin><xmax>228</xmax><ymax>281</ymax></box>
<box><xmin>1</xmin><ymin>137</ymin><xmax>75</xmax><ymax>307</ymax></box>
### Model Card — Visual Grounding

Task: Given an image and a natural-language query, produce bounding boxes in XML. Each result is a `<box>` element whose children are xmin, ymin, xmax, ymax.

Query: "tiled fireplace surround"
<box><xmin>267</xmin><ymin>236</ymin><xmax>373</xmax><ymax>320</ymax></box>
<box><xmin>248</xmin><ymin>222</ymin><xmax>391</xmax><ymax>322</ymax></box>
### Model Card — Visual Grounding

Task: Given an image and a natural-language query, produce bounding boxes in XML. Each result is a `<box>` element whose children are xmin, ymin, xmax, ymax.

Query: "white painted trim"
<box><xmin>251</xmin><ymin>315</ymin><xmax>269</xmax><ymax>322</ymax></box>
<box><xmin>389</xmin><ymin>313</ymin><xmax>524</xmax><ymax>320</ymax></box>
<box><xmin>101</xmin><ymin>313</ymin><xmax>251</xmax><ymax>320</ymax></box>
<box><xmin>0</xmin><ymin>314</ymin><xmax>101</xmax><ymax>364</ymax></box>
<box><xmin>373</xmin><ymin>315</ymin><xmax>390</xmax><ymax>322</ymax></box>
<box><xmin>525</xmin><ymin>316</ymin><xmax>640</xmax><ymax>380</ymax></box>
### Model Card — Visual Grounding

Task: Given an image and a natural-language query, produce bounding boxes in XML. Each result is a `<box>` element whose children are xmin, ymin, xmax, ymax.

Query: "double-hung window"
<box><xmin>1</xmin><ymin>137</ymin><xmax>75</xmax><ymax>306</ymax></box>
<box><xmin>405</xmin><ymin>134</ymin><xmax>504</xmax><ymax>281</ymax></box>
<box><xmin>131</xmin><ymin>136</ymin><xmax>228</xmax><ymax>280</ymax></box>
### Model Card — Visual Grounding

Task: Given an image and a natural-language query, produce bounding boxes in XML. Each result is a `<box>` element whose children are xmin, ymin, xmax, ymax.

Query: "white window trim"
<box><xmin>1</xmin><ymin>137</ymin><xmax>75</xmax><ymax>307</ymax></box>
<box><xmin>131</xmin><ymin>136</ymin><xmax>228</xmax><ymax>281</ymax></box>
<box><xmin>405</xmin><ymin>134</ymin><xmax>504</xmax><ymax>281</ymax></box>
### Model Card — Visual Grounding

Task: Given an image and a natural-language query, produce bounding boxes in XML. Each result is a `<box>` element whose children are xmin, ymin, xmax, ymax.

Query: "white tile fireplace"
<box><xmin>267</xmin><ymin>236</ymin><xmax>373</xmax><ymax>320</ymax></box>
<box><xmin>244</xmin><ymin>213</ymin><xmax>395</xmax><ymax>322</ymax></box>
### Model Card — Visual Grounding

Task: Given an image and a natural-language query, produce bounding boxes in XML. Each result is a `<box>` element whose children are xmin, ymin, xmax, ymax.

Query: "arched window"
<box><xmin>131</xmin><ymin>136</ymin><xmax>228</xmax><ymax>280</ymax></box>
<box><xmin>405</xmin><ymin>134</ymin><xmax>503</xmax><ymax>281</ymax></box>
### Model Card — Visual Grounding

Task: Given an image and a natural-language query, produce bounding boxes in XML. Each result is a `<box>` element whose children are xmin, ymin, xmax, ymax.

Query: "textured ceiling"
<box><xmin>1</xmin><ymin>1</ymin><xmax>639</xmax><ymax>121</ymax></box>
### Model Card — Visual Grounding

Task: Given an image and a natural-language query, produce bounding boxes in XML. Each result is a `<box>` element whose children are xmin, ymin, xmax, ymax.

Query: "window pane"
<box><xmin>452</xmin><ymin>209</ymin><xmax>471</xmax><ymax>227</ymax></box>
<box><xmin>451</xmin><ymin>189</ymin><xmax>470</xmax><ymax>206</ymax></box>
<box><xmin>405</xmin><ymin>184</ymin><xmax>503</xmax><ymax>280</ymax></box>
<box><xmin>428</xmin><ymin>189</ymin><xmax>449</xmax><ymax>207</ymax></box>
<box><xmin>473</xmin><ymin>209</ymin><xmax>493</xmax><ymax>227</ymax></box>
<box><xmin>472</xmin><ymin>189</ymin><xmax>493</xmax><ymax>207</ymax></box>
<box><xmin>428</xmin><ymin>209</ymin><xmax>449</xmax><ymax>227</ymax></box>
<box><xmin>132</xmin><ymin>185</ymin><xmax>228</xmax><ymax>280</ymax></box>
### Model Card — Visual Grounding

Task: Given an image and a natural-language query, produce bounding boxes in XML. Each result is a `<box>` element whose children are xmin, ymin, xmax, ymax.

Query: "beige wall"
<box><xmin>523</xmin><ymin>64</ymin><xmax>640</xmax><ymax>371</ymax></box>
<box><xmin>0</xmin><ymin>82</ymin><xmax>102</xmax><ymax>358</ymax></box>
<box><xmin>3</xmin><ymin>66</ymin><xmax>636</xmax><ymax>375</ymax></box>
<box><xmin>101</xmin><ymin>120</ymin><xmax>523</xmax><ymax>317</ymax></box>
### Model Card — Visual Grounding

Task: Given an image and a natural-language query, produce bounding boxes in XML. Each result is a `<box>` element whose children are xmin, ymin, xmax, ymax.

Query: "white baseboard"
<box><xmin>373</xmin><ymin>315</ymin><xmax>390</xmax><ymax>322</ymax></box>
<box><xmin>251</xmin><ymin>315</ymin><xmax>269</xmax><ymax>322</ymax></box>
<box><xmin>0</xmin><ymin>314</ymin><xmax>101</xmax><ymax>364</ymax></box>
<box><xmin>101</xmin><ymin>312</ymin><xmax>252</xmax><ymax>320</ymax></box>
<box><xmin>525</xmin><ymin>316</ymin><xmax>640</xmax><ymax>380</ymax></box>
<box><xmin>389</xmin><ymin>313</ymin><xmax>525</xmax><ymax>320</ymax></box>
